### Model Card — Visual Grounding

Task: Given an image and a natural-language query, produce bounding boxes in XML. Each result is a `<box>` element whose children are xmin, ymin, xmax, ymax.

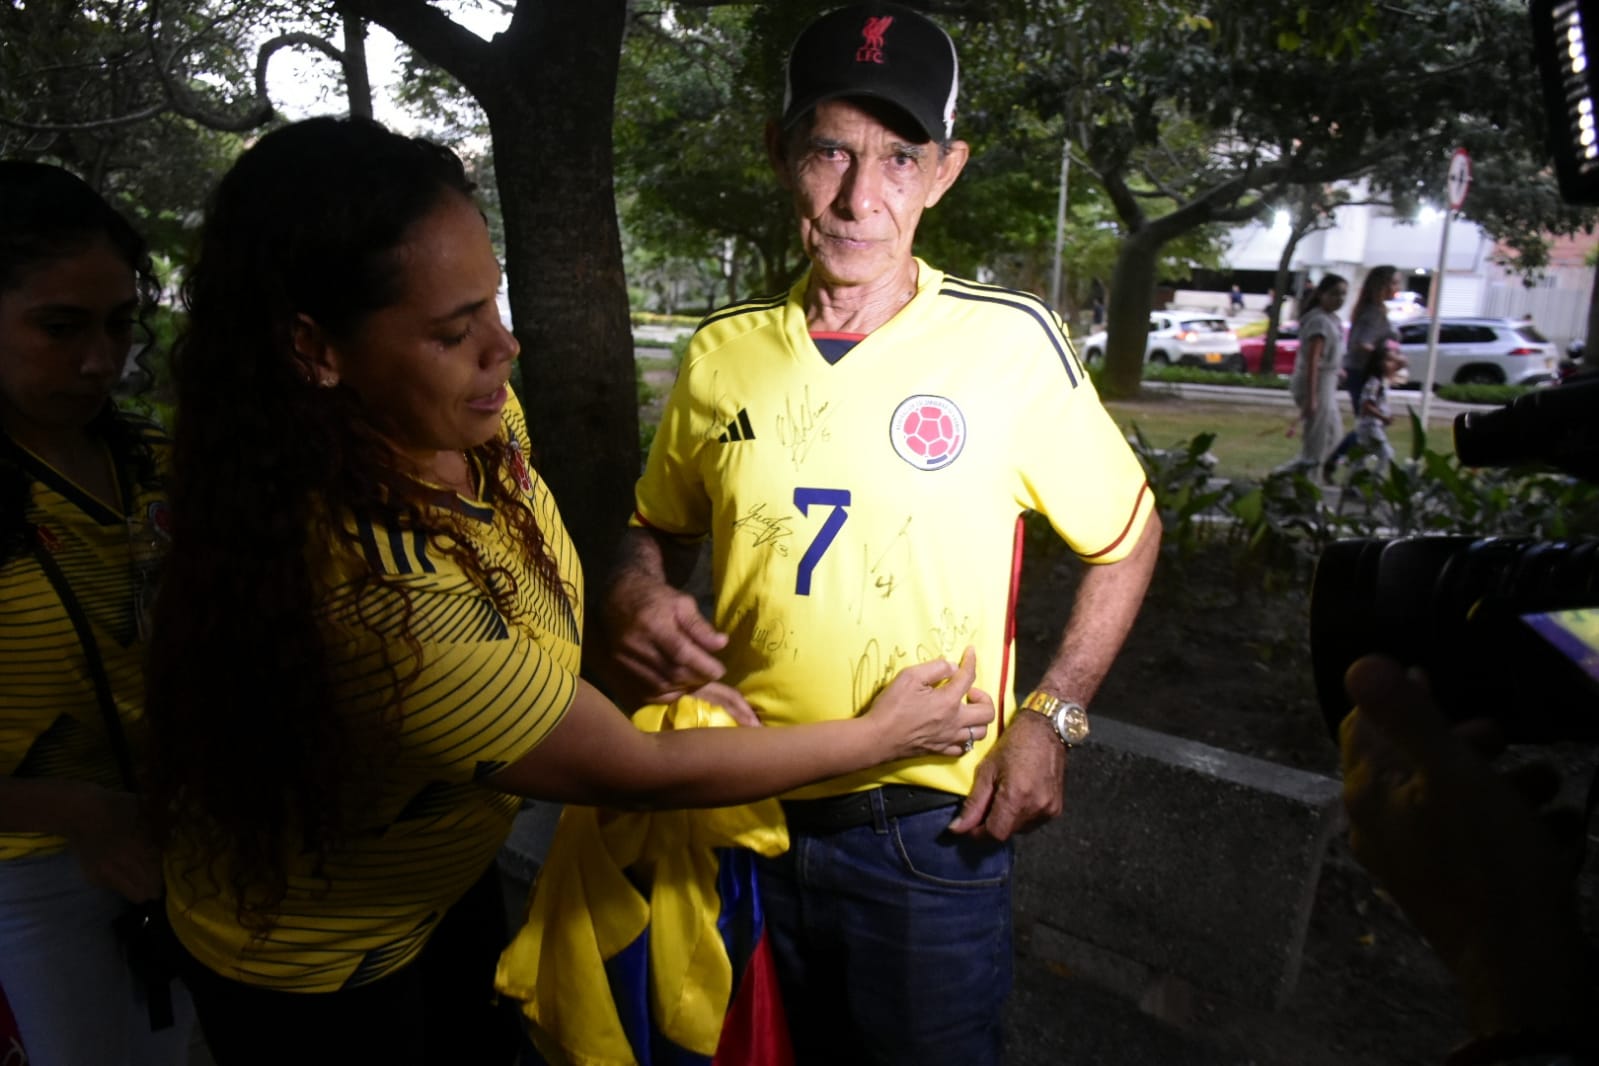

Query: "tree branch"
<box><xmin>0</xmin><ymin>103</ymin><xmax>170</xmax><ymax>134</ymax></box>
<box><xmin>342</xmin><ymin>0</ymin><xmax>498</xmax><ymax>103</ymax></box>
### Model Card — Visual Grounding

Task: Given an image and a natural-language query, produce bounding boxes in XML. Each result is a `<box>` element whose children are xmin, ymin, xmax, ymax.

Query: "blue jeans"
<box><xmin>0</xmin><ymin>850</ymin><xmax>194</xmax><ymax>1066</ymax></box>
<box><xmin>1330</xmin><ymin>365</ymin><xmax>1369</xmax><ymax>463</ymax></box>
<box><xmin>756</xmin><ymin>797</ymin><xmax>1014</xmax><ymax>1065</ymax></box>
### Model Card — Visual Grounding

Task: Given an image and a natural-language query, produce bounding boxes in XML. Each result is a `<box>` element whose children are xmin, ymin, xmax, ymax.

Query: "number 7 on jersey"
<box><xmin>793</xmin><ymin>487</ymin><xmax>850</xmax><ymax>595</ymax></box>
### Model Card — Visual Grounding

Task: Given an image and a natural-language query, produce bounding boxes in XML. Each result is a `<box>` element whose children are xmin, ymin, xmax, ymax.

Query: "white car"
<box><xmin>1076</xmin><ymin>312</ymin><xmax>1243</xmax><ymax>371</ymax></box>
<box><xmin>1394</xmin><ymin>317</ymin><xmax>1559</xmax><ymax>387</ymax></box>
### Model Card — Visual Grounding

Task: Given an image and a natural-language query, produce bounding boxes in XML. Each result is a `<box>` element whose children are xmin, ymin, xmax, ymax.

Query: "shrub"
<box><xmin>1124</xmin><ymin>414</ymin><xmax>1599</xmax><ymax>608</ymax></box>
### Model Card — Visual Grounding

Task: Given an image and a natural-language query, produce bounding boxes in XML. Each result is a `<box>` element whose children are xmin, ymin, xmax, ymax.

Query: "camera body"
<box><xmin>1309</xmin><ymin>381</ymin><xmax>1599</xmax><ymax>743</ymax></box>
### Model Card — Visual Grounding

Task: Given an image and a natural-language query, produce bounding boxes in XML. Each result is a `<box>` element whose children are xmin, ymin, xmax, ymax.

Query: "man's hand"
<box><xmin>687</xmin><ymin>680</ymin><xmax>760</xmax><ymax>728</ymax></box>
<box><xmin>946</xmin><ymin>712</ymin><xmax>1065</xmax><ymax>840</ymax></box>
<box><xmin>605</xmin><ymin>579</ymin><xmax>730</xmax><ymax>706</ymax></box>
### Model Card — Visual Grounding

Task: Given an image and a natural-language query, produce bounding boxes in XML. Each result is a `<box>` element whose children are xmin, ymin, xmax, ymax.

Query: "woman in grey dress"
<box><xmin>1290</xmin><ymin>274</ymin><xmax>1349</xmax><ymax>473</ymax></box>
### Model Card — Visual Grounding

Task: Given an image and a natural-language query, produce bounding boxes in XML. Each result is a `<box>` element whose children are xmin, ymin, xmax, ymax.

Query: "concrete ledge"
<box><xmin>1014</xmin><ymin>716</ymin><xmax>1343</xmax><ymax>1009</ymax></box>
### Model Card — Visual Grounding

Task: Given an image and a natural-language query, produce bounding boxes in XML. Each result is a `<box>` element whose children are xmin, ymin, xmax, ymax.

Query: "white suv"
<box><xmin>1077</xmin><ymin>312</ymin><xmax>1243</xmax><ymax>371</ymax></box>
<box><xmin>1394</xmin><ymin>317</ymin><xmax>1559</xmax><ymax>387</ymax></box>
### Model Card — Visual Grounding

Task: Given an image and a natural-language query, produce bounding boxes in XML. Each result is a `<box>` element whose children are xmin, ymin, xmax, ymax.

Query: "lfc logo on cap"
<box><xmin>857</xmin><ymin>16</ymin><xmax>892</xmax><ymax>63</ymax></box>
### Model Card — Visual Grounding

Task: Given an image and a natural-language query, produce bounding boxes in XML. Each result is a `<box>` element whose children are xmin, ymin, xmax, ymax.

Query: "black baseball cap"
<box><xmin>781</xmin><ymin>3</ymin><xmax>960</xmax><ymax>144</ymax></box>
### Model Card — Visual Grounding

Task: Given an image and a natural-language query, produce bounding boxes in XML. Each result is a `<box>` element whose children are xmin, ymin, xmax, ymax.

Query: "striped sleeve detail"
<box><xmin>695</xmin><ymin>291</ymin><xmax>788</xmax><ymax>332</ymax></box>
<box><xmin>1080</xmin><ymin>482</ymin><xmax>1154</xmax><ymax>561</ymax></box>
<box><xmin>938</xmin><ymin>277</ymin><xmax>1085</xmax><ymax>387</ymax></box>
<box><xmin>351</xmin><ymin>517</ymin><xmax>446</xmax><ymax>580</ymax></box>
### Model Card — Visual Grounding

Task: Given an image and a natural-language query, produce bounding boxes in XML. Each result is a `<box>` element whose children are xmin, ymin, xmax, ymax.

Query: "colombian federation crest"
<box><xmin>889</xmin><ymin>394</ymin><xmax>966</xmax><ymax>470</ymax></box>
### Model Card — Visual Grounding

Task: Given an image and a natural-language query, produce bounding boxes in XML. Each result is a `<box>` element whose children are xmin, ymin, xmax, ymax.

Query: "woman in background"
<box><xmin>1290</xmin><ymin>273</ymin><xmax>1350</xmax><ymax>475</ymax></box>
<box><xmin>1325</xmin><ymin>265</ymin><xmax>1400</xmax><ymax>479</ymax></box>
<box><xmin>144</xmin><ymin>116</ymin><xmax>992</xmax><ymax>1065</ymax></box>
<box><xmin>0</xmin><ymin>161</ymin><xmax>193</xmax><ymax>1065</ymax></box>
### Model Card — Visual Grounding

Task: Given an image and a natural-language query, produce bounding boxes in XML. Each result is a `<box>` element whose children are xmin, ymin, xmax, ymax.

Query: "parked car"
<box><xmin>1394</xmin><ymin>317</ymin><xmax>1560</xmax><ymax>387</ymax></box>
<box><xmin>1238</xmin><ymin>322</ymin><xmax>1300</xmax><ymax>375</ymax></box>
<box><xmin>1076</xmin><ymin>312</ymin><xmax>1243</xmax><ymax>371</ymax></box>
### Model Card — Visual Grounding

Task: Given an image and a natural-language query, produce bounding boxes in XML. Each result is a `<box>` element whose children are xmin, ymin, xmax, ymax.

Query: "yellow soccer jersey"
<box><xmin>166</xmin><ymin>393</ymin><xmax>585</xmax><ymax>992</ymax></box>
<box><xmin>0</xmin><ymin>419</ymin><xmax>170</xmax><ymax>861</ymax></box>
<box><xmin>635</xmin><ymin>261</ymin><xmax>1153</xmax><ymax>799</ymax></box>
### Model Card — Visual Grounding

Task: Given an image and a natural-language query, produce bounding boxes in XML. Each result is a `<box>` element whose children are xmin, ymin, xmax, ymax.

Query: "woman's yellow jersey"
<box><xmin>165</xmin><ymin>393</ymin><xmax>583</xmax><ymax>992</ymax></box>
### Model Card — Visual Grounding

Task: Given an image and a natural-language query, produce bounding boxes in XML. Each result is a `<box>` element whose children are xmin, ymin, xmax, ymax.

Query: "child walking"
<box><xmin>1355</xmin><ymin>345</ymin><xmax>1406</xmax><ymax>465</ymax></box>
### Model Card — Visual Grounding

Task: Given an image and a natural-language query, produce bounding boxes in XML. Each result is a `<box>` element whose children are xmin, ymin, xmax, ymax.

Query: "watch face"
<box><xmin>1056</xmin><ymin>704</ymin><xmax>1090</xmax><ymax>745</ymax></box>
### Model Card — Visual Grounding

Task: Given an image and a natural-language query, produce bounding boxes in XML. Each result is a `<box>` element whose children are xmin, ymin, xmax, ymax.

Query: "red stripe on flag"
<box><xmin>713</xmin><ymin>932</ymin><xmax>793</xmax><ymax>1066</ymax></box>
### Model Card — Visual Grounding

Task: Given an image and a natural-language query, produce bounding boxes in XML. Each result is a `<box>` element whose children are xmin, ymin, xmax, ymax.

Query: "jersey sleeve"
<box><xmin>319</xmin><ymin>539</ymin><xmax>577</xmax><ymax>781</ymax></box>
<box><xmin>633</xmin><ymin>348</ymin><xmax>713</xmax><ymax>538</ymax></box>
<box><xmin>1011</xmin><ymin>326</ymin><xmax>1154</xmax><ymax>564</ymax></box>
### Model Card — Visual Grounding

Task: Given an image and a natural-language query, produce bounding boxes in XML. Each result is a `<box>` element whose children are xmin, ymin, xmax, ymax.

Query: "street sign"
<box><xmin>1446</xmin><ymin>148</ymin><xmax>1472</xmax><ymax>211</ymax></box>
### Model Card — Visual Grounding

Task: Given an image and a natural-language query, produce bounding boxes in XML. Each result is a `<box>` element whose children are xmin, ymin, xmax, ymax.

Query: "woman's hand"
<box><xmin>862</xmin><ymin>647</ymin><xmax>994</xmax><ymax>760</ymax></box>
<box><xmin>65</xmin><ymin>785</ymin><xmax>163</xmax><ymax>903</ymax></box>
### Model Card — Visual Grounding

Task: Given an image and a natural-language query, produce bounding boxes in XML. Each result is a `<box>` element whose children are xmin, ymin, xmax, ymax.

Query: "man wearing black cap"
<box><xmin>604</xmin><ymin>4</ymin><xmax>1160</xmax><ymax>1060</ymax></box>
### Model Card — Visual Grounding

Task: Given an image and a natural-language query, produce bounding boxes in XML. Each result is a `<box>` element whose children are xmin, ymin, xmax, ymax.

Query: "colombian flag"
<box><xmin>496</xmin><ymin>697</ymin><xmax>793</xmax><ymax>1066</ymax></box>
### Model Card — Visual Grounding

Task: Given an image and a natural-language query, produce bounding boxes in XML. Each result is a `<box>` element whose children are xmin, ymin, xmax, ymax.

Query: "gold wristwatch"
<box><xmin>1019</xmin><ymin>691</ymin><xmax>1090</xmax><ymax>748</ymax></box>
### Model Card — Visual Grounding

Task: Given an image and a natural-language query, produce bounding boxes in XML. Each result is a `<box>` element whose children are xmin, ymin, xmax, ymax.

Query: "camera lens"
<box><xmin>1310</xmin><ymin>535</ymin><xmax>1599</xmax><ymax>743</ymax></box>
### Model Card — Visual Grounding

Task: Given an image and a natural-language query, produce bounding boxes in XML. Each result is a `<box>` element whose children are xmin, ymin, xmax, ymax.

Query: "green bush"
<box><xmin>1429</xmin><ymin>382</ymin><xmax>1526</xmax><ymax>405</ymax></box>
<box><xmin>1143</xmin><ymin>365</ymin><xmax>1290</xmax><ymax>389</ymax></box>
<box><xmin>1125</xmin><ymin>414</ymin><xmax>1599</xmax><ymax>602</ymax></box>
<box><xmin>630</xmin><ymin>310</ymin><xmax>701</xmax><ymax>329</ymax></box>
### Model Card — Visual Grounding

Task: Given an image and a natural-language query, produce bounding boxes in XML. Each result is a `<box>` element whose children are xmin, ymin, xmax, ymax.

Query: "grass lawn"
<box><xmin>1102</xmin><ymin>394</ymin><xmax>1459</xmax><ymax>480</ymax></box>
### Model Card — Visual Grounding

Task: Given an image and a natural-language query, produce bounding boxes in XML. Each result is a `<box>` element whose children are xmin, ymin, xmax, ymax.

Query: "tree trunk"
<box><xmin>1261</xmin><ymin>193</ymin><xmax>1323</xmax><ymax>375</ymax></box>
<box><xmin>337</xmin><ymin>4</ymin><xmax>374</xmax><ymax>120</ymax></box>
<box><xmin>483</xmin><ymin>0</ymin><xmax>637</xmax><ymax>607</ymax></box>
<box><xmin>1100</xmin><ymin>228</ymin><xmax>1160</xmax><ymax>398</ymax></box>
<box><xmin>1262</xmin><ymin>236</ymin><xmax>1299</xmax><ymax>377</ymax></box>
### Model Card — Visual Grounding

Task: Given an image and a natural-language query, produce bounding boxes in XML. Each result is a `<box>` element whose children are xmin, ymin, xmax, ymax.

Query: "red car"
<box><xmin>1238</xmin><ymin>323</ymin><xmax>1300</xmax><ymax>375</ymax></box>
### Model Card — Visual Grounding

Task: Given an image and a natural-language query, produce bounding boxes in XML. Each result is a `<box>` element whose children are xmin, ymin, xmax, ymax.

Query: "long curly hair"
<box><xmin>144</xmin><ymin>117</ymin><xmax>569</xmax><ymax>925</ymax></box>
<box><xmin>0</xmin><ymin>161</ymin><xmax>161</xmax><ymax>566</ymax></box>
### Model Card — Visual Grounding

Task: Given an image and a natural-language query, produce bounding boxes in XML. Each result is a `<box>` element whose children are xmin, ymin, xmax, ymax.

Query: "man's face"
<box><xmin>771</xmin><ymin>99</ymin><xmax>968</xmax><ymax>292</ymax></box>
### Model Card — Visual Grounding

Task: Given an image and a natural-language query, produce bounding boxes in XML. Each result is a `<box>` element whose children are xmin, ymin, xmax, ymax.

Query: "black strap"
<box><xmin>28</xmin><ymin>527</ymin><xmax>176</xmax><ymax>1032</ymax></box>
<box><xmin>29</xmin><ymin>531</ymin><xmax>137</xmax><ymax>791</ymax></box>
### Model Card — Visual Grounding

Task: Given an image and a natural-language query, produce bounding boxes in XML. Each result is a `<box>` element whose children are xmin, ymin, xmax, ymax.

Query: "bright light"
<box><xmin>1418</xmin><ymin>206</ymin><xmax>1442</xmax><ymax>224</ymax></box>
<box><xmin>1271</xmin><ymin>209</ymin><xmax>1290</xmax><ymax>230</ymax></box>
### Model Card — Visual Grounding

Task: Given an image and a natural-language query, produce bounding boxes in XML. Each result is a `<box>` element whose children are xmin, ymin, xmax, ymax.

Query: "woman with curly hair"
<box><xmin>144</xmin><ymin>116</ymin><xmax>993</xmax><ymax>1065</ymax></box>
<box><xmin>1324</xmin><ymin>265</ymin><xmax>1401</xmax><ymax>479</ymax></box>
<box><xmin>0</xmin><ymin>162</ymin><xmax>193</xmax><ymax>1065</ymax></box>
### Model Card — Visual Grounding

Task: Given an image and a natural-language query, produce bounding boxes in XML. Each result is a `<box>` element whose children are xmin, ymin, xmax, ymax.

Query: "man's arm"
<box><xmin>600</xmin><ymin>525</ymin><xmax>735</xmax><ymax>712</ymax></box>
<box><xmin>948</xmin><ymin>511</ymin><xmax>1161</xmax><ymax>840</ymax></box>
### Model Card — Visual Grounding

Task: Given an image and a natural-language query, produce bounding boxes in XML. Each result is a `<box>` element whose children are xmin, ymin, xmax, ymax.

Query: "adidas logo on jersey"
<box><xmin>718</xmin><ymin>409</ymin><xmax>757</xmax><ymax>443</ymax></box>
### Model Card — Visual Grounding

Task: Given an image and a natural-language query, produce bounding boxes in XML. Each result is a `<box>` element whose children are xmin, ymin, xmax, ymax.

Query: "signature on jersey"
<box><xmin>731</xmin><ymin>502</ymin><xmax>793</xmax><ymax>555</ymax></box>
<box><xmin>848</xmin><ymin>612</ymin><xmax>978</xmax><ymax>712</ymax></box>
<box><xmin>774</xmin><ymin>387</ymin><xmax>832</xmax><ymax>469</ymax></box>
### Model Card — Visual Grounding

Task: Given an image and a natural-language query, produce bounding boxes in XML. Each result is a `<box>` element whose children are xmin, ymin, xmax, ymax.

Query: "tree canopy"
<box><xmin>993</xmin><ymin>0</ymin><xmax>1595</xmax><ymax>396</ymax></box>
<box><xmin>4</xmin><ymin>0</ymin><xmax>1592</xmax><ymax>571</ymax></box>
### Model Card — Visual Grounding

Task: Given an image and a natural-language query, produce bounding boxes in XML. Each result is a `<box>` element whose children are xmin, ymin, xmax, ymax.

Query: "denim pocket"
<box><xmin>888</xmin><ymin>807</ymin><xmax>1012</xmax><ymax>888</ymax></box>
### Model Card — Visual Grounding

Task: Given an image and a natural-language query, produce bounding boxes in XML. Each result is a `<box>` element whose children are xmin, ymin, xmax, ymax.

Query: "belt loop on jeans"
<box><xmin>780</xmin><ymin>785</ymin><xmax>961</xmax><ymax>835</ymax></box>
